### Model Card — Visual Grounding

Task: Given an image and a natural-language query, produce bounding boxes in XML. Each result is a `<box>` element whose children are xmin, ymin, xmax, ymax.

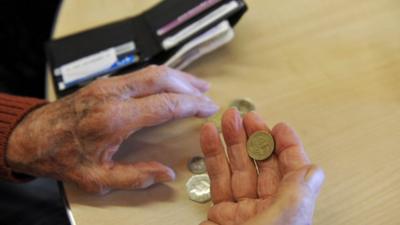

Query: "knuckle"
<box><xmin>77</xmin><ymin>179</ymin><xmax>110</xmax><ymax>195</ymax></box>
<box><xmin>154</xmin><ymin>65</ymin><xmax>170</xmax><ymax>75</ymax></box>
<box><xmin>287</xmin><ymin>190</ymin><xmax>304</xmax><ymax>206</ymax></box>
<box><xmin>111</xmin><ymin>171</ymin><xmax>153</xmax><ymax>189</ymax></box>
<box><xmin>150</xmin><ymin>65</ymin><xmax>171</xmax><ymax>81</ymax></box>
<box><xmin>78</xmin><ymin>85</ymin><xmax>97</xmax><ymax>98</ymax></box>
<box><xmin>132</xmin><ymin>174</ymin><xmax>153</xmax><ymax>189</ymax></box>
<box><xmin>78</xmin><ymin>79</ymin><xmax>110</xmax><ymax>99</ymax></box>
<box><xmin>89</xmin><ymin>79</ymin><xmax>108</xmax><ymax>91</ymax></box>
<box><xmin>159</xmin><ymin>94</ymin><xmax>180</xmax><ymax>119</ymax></box>
<box><xmin>73</xmin><ymin>168</ymin><xmax>112</xmax><ymax>195</ymax></box>
<box><xmin>305</xmin><ymin>164</ymin><xmax>325</xmax><ymax>193</ymax></box>
<box><xmin>310</xmin><ymin>164</ymin><xmax>325</xmax><ymax>178</ymax></box>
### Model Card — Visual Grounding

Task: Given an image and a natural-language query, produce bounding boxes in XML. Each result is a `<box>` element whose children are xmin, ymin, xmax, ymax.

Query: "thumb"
<box><xmin>274</xmin><ymin>165</ymin><xmax>325</xmax><ymax>225</ymax></box>
<box><xmin>303</xmin><ymin>165</ymin><xmax>325</xmax><ymax>197</ymax></box>
<box><xmin>277</xmin><ymin>164</ymin><xmax>325</xmax><ymax>208</ymax></box>
<box><xmin>98</xmin><ymin>161</ymin><xmax>176</xmax><ymax>192</ymax></box>
<box><xmin>247</xmin><ymin>165</ymin><xmax>324</xmax><ymax>225</ymax></box>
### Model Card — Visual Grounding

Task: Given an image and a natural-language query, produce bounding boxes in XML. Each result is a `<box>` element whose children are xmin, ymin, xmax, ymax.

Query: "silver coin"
<box><xmin>229</xmin><ymin>98</ymin><xmax>256</xmax><ymax>116</ymax></box>
<box><xmin>188</xmin><ymin>156</ymin><xmax>207</xmax><ymax>174</ymax></box>
<box><xmin>186</xmin><ymin>174</ymin><xmax>211</xmax><ymax>203</ymax></box>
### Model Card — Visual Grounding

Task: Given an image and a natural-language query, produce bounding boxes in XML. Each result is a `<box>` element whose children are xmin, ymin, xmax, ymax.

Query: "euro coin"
<box><xmin>186</xmin><ymin>174</ymin><xmax>211</xmax><ymax>203</ymax></box>
<box><xmin>188</xmin><ymin>156</ymin><xmax>207</xmax><ymax>174</ymax></box>
<box><xmin>229</xmin><ymin>98</ymin><xmax>255</xmax><ymax>116</ymax></box>
<box><xmin>247</xmin><ymin>131</ymin><xmax>274</xmax><ymax>160</ymax></box>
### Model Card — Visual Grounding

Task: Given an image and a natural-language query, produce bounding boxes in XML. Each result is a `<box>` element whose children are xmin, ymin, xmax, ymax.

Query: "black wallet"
<box><xmin>46</xmin><ymin>0</ymin><xmax>247</xmax><ymax>97</ymax></box>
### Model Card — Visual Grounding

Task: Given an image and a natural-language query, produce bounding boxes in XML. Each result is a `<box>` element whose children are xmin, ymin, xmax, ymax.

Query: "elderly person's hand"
<box><xmin>200</xmin><ymin>109</ymin><xmax>324</xmax><ymax>225</ymax></box>
<box><xmin>6</xmin><ymin>65</ymin><xmax>218</xmax><ymax>194</ymax></box>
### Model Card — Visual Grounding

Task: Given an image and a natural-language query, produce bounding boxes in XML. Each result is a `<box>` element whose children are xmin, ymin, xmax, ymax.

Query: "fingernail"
<box><xmin>201</xmin><ymin>104</ymin><xmax>219</xmax><ymax>117</ymax></box>
<box><xmin>201</xmin><ymin>82</ymin><xmax>210</xmax><ymax>92</ymax></box>
<box><xmin>203</xmin><ymin>95</ymin><xmax>213</xmax><ymax>102</ymax></box>
<box><xmin>229</xmin><ymin>106</ymin><xmax>239</xmax><ymax>113</ymax></box>
<box><xmin>195</xmin><ymin>77</ymin><xmax>209</xmax><ymax>85</ymax></box>
<box><xmin>198</xmin><ymin>80</ymin><xmax>210</xmax><ymax>88</ymax></box>
<box><xmin>158</xmin><ymin>167</ymin><xmax>176</xmax><ymax>182</ymax></box>
<box><xmin>192</xmin><ymin>89</ymin><xmax>203</xmax><ymax>96</ymax></box>
<box><xmin>304</xmin><ymin>165</ymin><xmax>325</xmax><ymax>193</ymax></box>
<box><xmin>208</xmin><ymin>103</ymin><xmax>219</xmax><ymax>112</ymax></box>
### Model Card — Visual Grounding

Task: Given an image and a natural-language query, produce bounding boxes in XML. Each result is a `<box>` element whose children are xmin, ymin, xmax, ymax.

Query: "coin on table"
<box><xmin>229</xmin><ymin>98</ymin><xmax>256</xmax><ymax>116</ymax></box>
<box><xmin>247</xmin><ymin>131</ymin><xmax>275</xmax><ymax>160</ymax></box>
<box><xmin>186</xmin><ymin>174</ymin><xmax>211</xmax><ymax>203</ymax></box>
<box><xmin>188</xmin><ymin>156</ymin><xmax>207</xmax><ymax>174</ymax></box>
<box><xmin>206</xmin><ymin>110</ymin><xmax>223</xmax><ymax>132</ymax></box>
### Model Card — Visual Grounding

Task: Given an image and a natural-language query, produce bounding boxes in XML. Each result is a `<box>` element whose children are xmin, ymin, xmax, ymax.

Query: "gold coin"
<box><xmin>247</xmin><ymin>131</ymin><xmax>275</xmax><ymax>160</ymax></box>
<box><xmin>229</xmin><ymin>98</ymin><xmax>255</xmax><ymax>116</ymax></box>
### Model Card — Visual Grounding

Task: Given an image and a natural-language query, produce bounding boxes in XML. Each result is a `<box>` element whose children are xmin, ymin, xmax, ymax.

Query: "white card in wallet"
<box><xmin>162</xmin><ymin>0</ymin><xmax>239</xmax><ymax>50</ymax></box>
<box><xmin>165</xmin><ymin>20</ymin><xmax>234</xmax><ymax>70</ymax></box>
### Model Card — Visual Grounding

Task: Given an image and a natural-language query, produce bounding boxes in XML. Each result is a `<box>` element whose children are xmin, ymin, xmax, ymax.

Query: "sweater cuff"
<box><xmin>0</xmin><ymin>93</ymin><xmax>48</xmax><ymax>182</ymax></box>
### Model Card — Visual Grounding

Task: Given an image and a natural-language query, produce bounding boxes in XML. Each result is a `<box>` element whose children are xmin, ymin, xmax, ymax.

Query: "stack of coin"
<box><xmin>186</xmin><ymin>156</ymin><xmax>210</xmax><ymax>203</ymax></box>
<box><xmin>247</xmin><ymin>131</ymin><xmax>275</xmax><ymax>160</ymax></box>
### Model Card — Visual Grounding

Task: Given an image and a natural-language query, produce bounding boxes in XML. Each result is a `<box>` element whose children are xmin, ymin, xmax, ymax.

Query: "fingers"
<box><xmin>304</xmin><ymin>165</ymin><xmax>325</xmax><ymax>197</ymax></box>
<box><xmin>200</xmin><ymin>123</ymin><xmax>233</xmax><ymax>203</ymax></box>
<box><xmin>125</xmin><ymin>93</ymin><xmax>218</xmax><ymax>128</ymax></box>
<box><xmin>207</xmin><ymin>202</ymin><xmax>238</xmax><ymax>224</ymax></box>
<box><xmin>278</xmin><ymin>165</ymin><xmax>325</xmax><ymax>201</ymax></box>
<box><xmin>243</xmin><ymin>111</ymin><xmax>271</xmax><ymax>134</ymax></box>
<box><xmin>175</xmin><ymin>69</ymin><xmax>210</xmax><ymax>92</ymax></box>
<box><xmin>114</xmin><ymin>65</ymin><xmax>209</xmax><ymax>97</ymax></box>
<box><xmin>85</xmin><ymin>161</ymin><xmax>176</xmax><ymax>194</ymax></box>
<box><xmin>222</xmin><ymin>108</ymin><xmax>258</xmax><ymax>200</ymax></box>
<box><xmin>272</xmin><ymin>123</ymin><xmax>310</xmax><ymax>174</ymax></box>
<box><xmin>243</xmin><ymin>112</ymin><xmax>281</xmax><ymax>199</ymax></box>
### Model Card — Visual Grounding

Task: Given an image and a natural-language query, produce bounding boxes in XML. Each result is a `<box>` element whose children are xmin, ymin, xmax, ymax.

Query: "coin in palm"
<box><xmin>247</xmin><ymin>131</ymin><xmax>275</xmax><ymax>160</ymax></box>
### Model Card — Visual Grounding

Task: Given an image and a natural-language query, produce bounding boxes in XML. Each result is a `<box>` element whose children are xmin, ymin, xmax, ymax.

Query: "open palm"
<box><xmin>199</xmin><ymin>109</ymin><xmax>324</xmax><ymax>225</ymax></box>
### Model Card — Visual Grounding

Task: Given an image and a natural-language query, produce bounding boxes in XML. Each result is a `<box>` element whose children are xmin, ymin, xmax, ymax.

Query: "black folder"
<box><xmin>46</xmin><ymin>0</ymin><xmax>247</xmax><ymax>97</ymax></box>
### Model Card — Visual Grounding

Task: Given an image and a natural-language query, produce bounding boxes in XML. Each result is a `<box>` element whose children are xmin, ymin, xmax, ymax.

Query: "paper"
<box><xmin>162</xmin><ymin>0</ymin><xmax>239</xmax><ymax>50</ymax></box>
<box><xmin>165</xmin><ymin>20</ymin><xmax>234</xmax><ymax>70</ymax></box>
<box><xmin>156</xmin><ymin>0</ymin><xmax>222</xmax><ymax>36</ymax></box>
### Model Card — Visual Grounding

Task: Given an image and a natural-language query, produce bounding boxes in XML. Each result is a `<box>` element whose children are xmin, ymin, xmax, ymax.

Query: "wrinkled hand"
<box><xmin>200</xmin><ymin>109</ymin><xmax>324</xmax><ymax>225</ymax></box>
<box><xmin>7</xmin><ymin>65</ymin><xmax>218</xmax><ymax>194</ymax></box>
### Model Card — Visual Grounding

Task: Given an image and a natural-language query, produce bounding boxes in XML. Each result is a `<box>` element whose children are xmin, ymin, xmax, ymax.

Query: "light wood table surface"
<box><xmin>47</xmin><ymin>0</ymin><xmax>400</xmax><ymax>224</ymax></box>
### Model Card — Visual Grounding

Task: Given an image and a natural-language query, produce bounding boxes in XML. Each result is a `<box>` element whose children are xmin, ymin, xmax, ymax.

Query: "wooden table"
<box><xmin>47</xmin><ymin>0</ymin><xmax>400</xmax><ymax>224</ymax></box>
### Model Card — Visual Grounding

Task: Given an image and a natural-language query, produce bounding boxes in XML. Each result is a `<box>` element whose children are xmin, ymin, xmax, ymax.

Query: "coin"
<box><xmin>247</xmin><ymin>131</ymin><xmax>275</xmax><ymax>160</ymax></box>
<box><xmin>229</xmin><ymin>98</ymin><xmax>255</xmax><ymax>116</ymax></box>
<box><xmin>206</xmin><ymin>110</ymin><xmax>223</xmax><ymax>132</ymax></box>
<box><xmin>188</xmin><ymin>156</ymin><xmax>207</xmax><ymax>174</ymax></box>
<box><xmin>186</xmin><ymin>174</ymin><xmax>211</xmax><ymax>203</ymax></box>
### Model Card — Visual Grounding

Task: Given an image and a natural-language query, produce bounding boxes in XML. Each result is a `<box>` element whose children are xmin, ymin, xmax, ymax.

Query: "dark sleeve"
<box><xmin>0</xmin><ymin>93</ymin><xmax>48</xmax><ymax>182</ymax></box>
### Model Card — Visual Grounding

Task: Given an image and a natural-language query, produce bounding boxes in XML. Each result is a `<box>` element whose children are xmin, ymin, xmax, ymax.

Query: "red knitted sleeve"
<box><xmin>0</xmin><ymin>93</ymin><xmax>48</xmax><ymax>182</ymax></box>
